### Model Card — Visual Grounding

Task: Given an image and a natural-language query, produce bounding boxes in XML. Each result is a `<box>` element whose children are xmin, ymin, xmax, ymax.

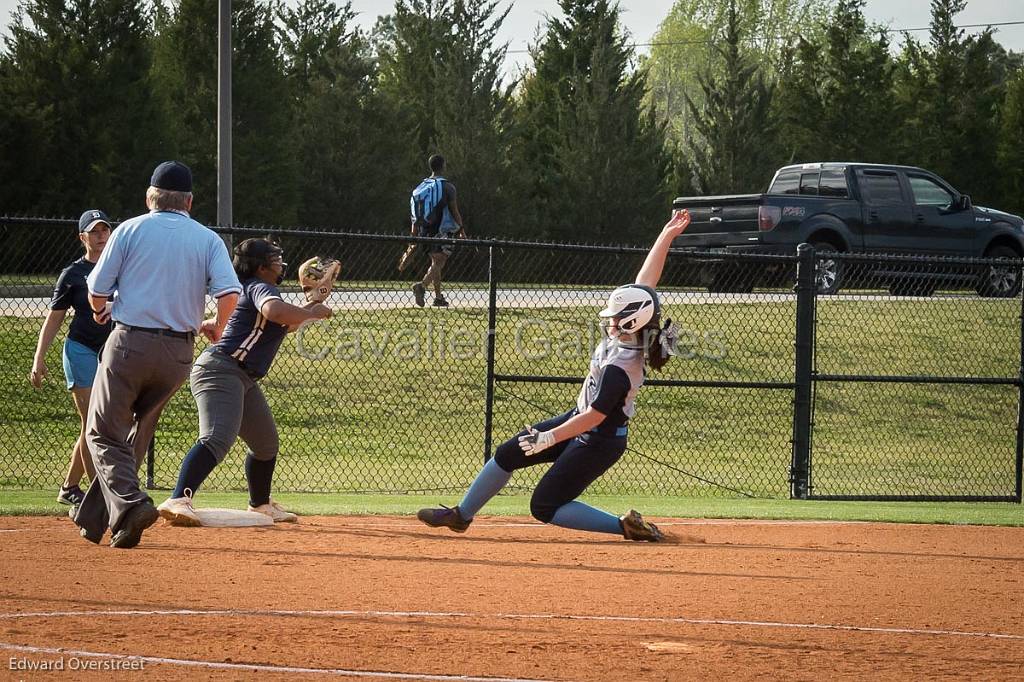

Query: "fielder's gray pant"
<box><xmin>191</xmin><ymin>350</ymin><xmax>279</xmax><ymax>463</ymax></box>
<box><xmin>75</xmin><ymin>326</ymin><xmax>193</xmax><ymax>537</ymax></box>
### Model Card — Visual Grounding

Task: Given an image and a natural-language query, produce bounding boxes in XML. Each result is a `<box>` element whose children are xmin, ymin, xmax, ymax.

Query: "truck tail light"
<box><xmin>758</xmin><ymin>205</ymin><xmax>782</xmax><ymax>231</ymax></box>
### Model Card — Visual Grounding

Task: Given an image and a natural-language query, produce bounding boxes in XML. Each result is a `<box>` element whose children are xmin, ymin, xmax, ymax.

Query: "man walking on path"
<box><xmin>410</xmin><ymin>154</ymin><xmax>465</xmax><ymax>308</ymax></box>
<box><xmin>73</xmin><ymin>161</ymin><xmax>241</xmax><ymax>549</ymax></box>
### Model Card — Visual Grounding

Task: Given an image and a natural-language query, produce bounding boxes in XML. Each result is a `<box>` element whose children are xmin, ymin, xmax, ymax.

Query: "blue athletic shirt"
<box><xmin>50</xmin><ymin>257</ymin><xmax>112</xmax><ymax>353</ymax></box>
<box><xmin>213</xmin><ymin>278</ymin><xmax>288</xmax><ymax>379</ymax></box>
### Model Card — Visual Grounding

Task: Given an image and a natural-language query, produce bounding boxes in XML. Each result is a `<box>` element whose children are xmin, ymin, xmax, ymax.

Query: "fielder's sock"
<box><xmin>549</xmin><ymin>500</ymin><xmax>623</xmax><ymax>535</ymax></box>
<box><xmin>171</xmin><ymin>442</ymin><xmax>218</xmax><ymax>499</ymax></box>
<box><xmin>458</xmin><ymin>458</ymin><xmax>512</xmax><ymax>519</ymax></box>
<box><xmin>246</xmin><ymin>454</ymin><xmax>277</xmax><ymax>507</ymax></box>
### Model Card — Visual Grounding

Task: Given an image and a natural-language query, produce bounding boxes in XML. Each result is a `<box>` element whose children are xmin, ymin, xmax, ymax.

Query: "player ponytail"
<box><xmin>643</xmin><ymin>318</ymin><xmax>675</xmax><ymax>371</ymax></box>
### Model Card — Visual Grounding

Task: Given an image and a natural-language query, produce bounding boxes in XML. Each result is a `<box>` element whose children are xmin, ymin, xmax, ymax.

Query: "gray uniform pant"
<box><xmin>75</xmin><ymin>326</ymin><xmax>193</xmax><ymax>537</ymax></box>
<box><xmin>191</xmin><ymin>350</ymin><xmax>278</xmax><ymax>463</ymax></box>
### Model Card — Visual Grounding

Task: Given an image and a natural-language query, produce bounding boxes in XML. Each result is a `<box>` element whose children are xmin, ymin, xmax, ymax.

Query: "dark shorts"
<box><xmin>420</xmin><ymin>228</ymin><xmax>456</xmax><ymax>256</ymax></box>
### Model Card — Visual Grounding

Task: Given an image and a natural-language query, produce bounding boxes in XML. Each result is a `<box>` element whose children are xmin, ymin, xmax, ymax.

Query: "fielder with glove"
<box><xmin>158</xmin><ymin>239</ymin><xmax>338</xmax><ymax>527</ymax></box>
<box><xmin>417</xmin><ymin>209</ymin><xmax>692</xmax><ymax>542</ymax></box>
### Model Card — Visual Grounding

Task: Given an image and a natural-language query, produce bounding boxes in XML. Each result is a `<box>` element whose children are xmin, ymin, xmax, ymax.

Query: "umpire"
<box><xmin>73</xmin><ymin>161</ymin><xmax>242</xmax><ymax>548</ymax></box>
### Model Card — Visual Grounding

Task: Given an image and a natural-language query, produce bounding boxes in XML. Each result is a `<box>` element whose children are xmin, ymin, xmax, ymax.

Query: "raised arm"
<box><xmin>634</xmin><ymin>210</ymin><xmax>691</xmax><ymax>289</ymax></box>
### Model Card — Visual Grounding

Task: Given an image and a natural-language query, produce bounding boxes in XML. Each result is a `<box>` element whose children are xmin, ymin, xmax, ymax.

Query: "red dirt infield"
<box><xmin>0</xmin><ymin>515</ymin><xmax>1022</xmax><ymax>681</ymax></box>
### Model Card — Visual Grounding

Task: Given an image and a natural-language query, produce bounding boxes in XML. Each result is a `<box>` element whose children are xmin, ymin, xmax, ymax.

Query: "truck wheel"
<box><xmin>813</xmin><ymin>242</ymin><xmax>843</xmax><ymax>295</ymax></box>
<box><xmin>976</xmin><ymin>245</ymin><xmax>1022</xmax><ymax>298</ymax></box>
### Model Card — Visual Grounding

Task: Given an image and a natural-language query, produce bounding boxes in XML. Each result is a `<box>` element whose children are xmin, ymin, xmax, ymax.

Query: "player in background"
<box><xmin>157</xmin><ymin>239</ymin><xmax>336</xmax><ymax>526</ymax></box>
<box><xmin>417</xmin><ymin>210</ymin><xmax>691</xmax><ymax>541</ymax></box>
<box><xmin>410</xmin><ymin>154</ymin><xmax>465</xmax><ymax>308</ymax></box>
<box><xmin>29</xmin><ymin>210</ymin><xmax>114</xmax><ymax>506</ymax></box>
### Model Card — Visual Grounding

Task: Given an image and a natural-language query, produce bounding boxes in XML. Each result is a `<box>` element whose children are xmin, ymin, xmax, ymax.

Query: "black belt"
<box><xmin>115</xmin><ymin>323</ymin><xmax>193</xmax><ymax>340</ymax></box>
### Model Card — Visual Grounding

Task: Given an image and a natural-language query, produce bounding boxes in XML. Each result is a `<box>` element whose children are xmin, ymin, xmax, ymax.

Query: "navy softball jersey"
<box><xmin>213</xmin><ymin>278</ymin><xmax>288</xmax><ymax>379</ymax></box>
<box><xmin>50</xmin><ymin>258</ymin><xmax>112</xmax><ymax>352</ymax></box>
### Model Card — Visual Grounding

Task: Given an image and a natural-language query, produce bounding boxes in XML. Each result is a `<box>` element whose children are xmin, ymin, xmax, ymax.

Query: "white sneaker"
<box><xmin>248</xmin><ymin>498</ymin><xmax>297</xmax><ymax>523</ymax></box>
<box><xmin>157</xmin><ymin>490</ymin><xmax>201</xmax><ymax>527</ymax></box>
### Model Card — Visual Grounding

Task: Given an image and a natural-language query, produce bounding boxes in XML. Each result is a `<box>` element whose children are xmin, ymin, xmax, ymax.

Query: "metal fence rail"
<box><xmin>1</xmin><ymin>216</ymin><xmax>1021</xmax><ymax>501</ymax></box>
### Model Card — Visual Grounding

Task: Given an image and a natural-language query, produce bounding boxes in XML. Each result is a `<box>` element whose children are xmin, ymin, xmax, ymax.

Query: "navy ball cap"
<box><xmin>150</xmin><ymin>161</ymin><xmax>192</xmax><ymax>192</ymax></box>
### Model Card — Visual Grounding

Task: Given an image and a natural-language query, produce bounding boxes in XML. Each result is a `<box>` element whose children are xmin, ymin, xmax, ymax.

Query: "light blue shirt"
<box><xmin>87</xmin><ymin>210</ymin><xmax>241</xmax><ymax>332</ymax></box>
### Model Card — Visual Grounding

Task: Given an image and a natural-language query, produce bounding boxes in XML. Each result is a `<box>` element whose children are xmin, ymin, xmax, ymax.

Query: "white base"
<box><xmin>193</xmin><ymin>508</ymin><xmax>275</xmax><ymax>527</ymax></box>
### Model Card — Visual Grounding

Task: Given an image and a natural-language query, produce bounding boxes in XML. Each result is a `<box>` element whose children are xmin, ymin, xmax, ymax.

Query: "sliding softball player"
<box><xmin>418</xmin><ymin>210</ymin><xmax>691</xmax><ymax>541</ymax></box>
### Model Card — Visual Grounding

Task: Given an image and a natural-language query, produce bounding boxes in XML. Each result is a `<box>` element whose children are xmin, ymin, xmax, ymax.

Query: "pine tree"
<box><xmin>0</xmin><ymin>0</ymin><xmax>158</xmax><ymax>216</ymax></box>
<box><xmin>376</xmin><ymin>0</ymin><xmax>516</xmax><ymax>236</ymax></box>
<box><xmin>514</xmin><ymin>0</ymin><xmax>670</xmax><ymax>242</ymax></box>
<box><xmin>150</xmin><ymin>0</ymin><xmax>295</xmax><ymax>226</ymax></box>
<box><xmin>684</xmin><ymin>0</ymin><xmax>774</xmax><ymax>194</ymax></box>
<box><xmin>280</xmin><ymin>0</ymin><xmax>396</xmax><ymax>230</ymax></box>
<box><xmin>997</xmin><ymin>69</ymin><xmax>1024</xmax><ymax>216</ymax></box>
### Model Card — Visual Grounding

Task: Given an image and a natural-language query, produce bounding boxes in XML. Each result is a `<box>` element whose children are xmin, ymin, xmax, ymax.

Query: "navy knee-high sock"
<box><xmin>172</xmin><ymin>442</ymin><xmax>218</xmax><ymax>499</ymax></box>
<box><xmin>246</xmin><ymin>454</ymin><xmax>277</xmax><ymax>507</ymax></box>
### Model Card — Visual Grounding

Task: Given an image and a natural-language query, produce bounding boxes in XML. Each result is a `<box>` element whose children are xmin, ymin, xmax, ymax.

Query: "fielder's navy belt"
<box><xmin>116</xmin><ymin>323</ymin><xmax>192</xmax><ymax>340</ymax></box>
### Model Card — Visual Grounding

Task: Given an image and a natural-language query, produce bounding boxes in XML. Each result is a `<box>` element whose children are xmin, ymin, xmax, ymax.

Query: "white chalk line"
<box><xmin>0</xmin><ymin>641</ymin><xmax>557</xmax><ymax>682</ymax></box>
<box><xmin>1</xmin><ymin>607</ymin><xmax>1020</xmax><ymax>642</ymax></box>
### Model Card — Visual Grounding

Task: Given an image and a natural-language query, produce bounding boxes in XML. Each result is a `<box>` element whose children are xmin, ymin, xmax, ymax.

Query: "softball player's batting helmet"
<box><xmin>599</xmin><ymin>284</ymin><xmax>660</xmax><ymax>333</ymax></box>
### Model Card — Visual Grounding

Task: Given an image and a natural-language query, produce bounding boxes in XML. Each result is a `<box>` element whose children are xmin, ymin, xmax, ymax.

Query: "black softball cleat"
<box><xmin>417</xmin><ymin>504</ymin><xmax>471</xmax><ymax>533</ymax></box>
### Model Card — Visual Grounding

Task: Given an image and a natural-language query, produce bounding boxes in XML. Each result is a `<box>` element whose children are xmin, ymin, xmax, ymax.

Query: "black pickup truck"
<box><xmin>672</xmin><ymin>162</ymin><xmax>1024</xmax><ymax>296</ymax></box>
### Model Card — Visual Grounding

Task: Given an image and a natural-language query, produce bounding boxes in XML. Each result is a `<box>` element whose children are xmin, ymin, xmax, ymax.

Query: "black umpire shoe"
<box><xmin>110</xmin><ymin>501</ymin><xmax>159</xmax><ymax>549</ymax></box>
<box><xmin>412</xmin><ymin>282</ymin><xmax>426</xmax><ymax>307</ymax></box>
<box><xmin>417</xmin><ymin>505</ymin><xmax>471</xmax><ymax>533</ymax></box>
<box><xmin>432</xmin><ymin>297</ymin><xmax>449</xmax><ymax>308</ymax></box>
<box><xmin>79</xmin><ymin>525</ymin><xmax>103</xmax><ymax>545</ymax></box>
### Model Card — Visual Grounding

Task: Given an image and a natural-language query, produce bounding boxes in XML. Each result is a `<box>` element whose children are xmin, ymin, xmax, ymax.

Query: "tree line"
<box><xmin>1</xmin><ymin>0</ymin><xmax>1022</xmax><ymax>246</ymax></box>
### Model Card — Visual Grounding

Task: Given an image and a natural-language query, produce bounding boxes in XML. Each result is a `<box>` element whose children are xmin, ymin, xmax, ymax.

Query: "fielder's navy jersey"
<box><xmin>576</xmin><ymin>337</ymin><xmax>645</xmax><ymax>433</ymax></box>
<box><xmin>214</xmin><ymin>278</ymin><xmax>288</xmax><ymax>379</ymax></box>
<box><xmin>50</xmin><ymin>257</ymin><xmax>112</xmax><ymax>353</ymax></box>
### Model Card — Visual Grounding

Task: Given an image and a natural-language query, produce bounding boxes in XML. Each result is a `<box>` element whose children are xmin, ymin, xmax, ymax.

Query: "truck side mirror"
<box><xmin>958</xmin><ymin>194</ymin><xmax>972</xmax><ymax>211</ymax></box>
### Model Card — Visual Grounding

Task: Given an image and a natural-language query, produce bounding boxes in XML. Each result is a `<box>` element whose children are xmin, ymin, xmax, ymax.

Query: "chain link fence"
<box><xmin>1</xmin><ymin>217</ymin><xmax>1021</xmax><ymax>501</ymax></box>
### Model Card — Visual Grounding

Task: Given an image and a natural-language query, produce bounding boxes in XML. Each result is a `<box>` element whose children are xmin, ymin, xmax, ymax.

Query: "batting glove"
<box><xmin>519</xmin><ymin>426</ymin><xmax>556</xmax><ymax>456</ymax></box>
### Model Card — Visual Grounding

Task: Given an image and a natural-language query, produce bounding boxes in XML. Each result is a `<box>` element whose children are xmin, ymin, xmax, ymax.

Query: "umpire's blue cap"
<box><xmin>150</xmin><ymin>161</ymin><xmax>192</xmax><ymax>192</ymax></box>
<box><xmin>78</xmin><ymin>209</ymin><xmax>111</xmax><ymax>233</ymax></box>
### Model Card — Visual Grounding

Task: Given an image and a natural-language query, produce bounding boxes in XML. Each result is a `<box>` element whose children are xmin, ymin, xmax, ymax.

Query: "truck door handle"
<box><xmin>868</xmin><ymin>210</ymin><xmax>879</xmax><ymax>221</ymax></box>
<box><xmin>915</xmin><ymin>213</ymin><xmax>925</xmax><ymax>223</ymax></box>
<box><xmin>709</xmin><ymin>216</ymin><xmax>723</xmax><ymax>224</ymax></box>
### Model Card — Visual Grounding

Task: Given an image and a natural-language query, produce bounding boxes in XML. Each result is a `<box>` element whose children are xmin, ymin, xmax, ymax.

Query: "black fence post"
<box><xmin>483</xmin><ymin>244</ymin><xmax>498</xmax><ymax>463</ymax></box>
<box><xmin>146</xmin><ymin>436</ymin><xmax>155</xmax><ymax>490</ymax></box>
<box><xmin>1016</xmin><ymin>281</ymin><xmax>1024</xmax><ymax>503</ymax></box>
<box><xmin>791</xmin><ymin>243</ymin><xmax>816</xmax><ymax>499</ymax></box>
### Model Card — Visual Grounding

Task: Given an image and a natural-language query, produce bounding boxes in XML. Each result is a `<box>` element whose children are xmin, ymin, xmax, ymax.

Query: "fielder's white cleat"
<box><xmin>248</xmin><ymin>498</ymin><xmax>298</xmax><ymax>523</ymax></box>
<box><xmin>157</xmin><ymin>489</ymin><xmax>201</xmax><ymax>527</ymax></box>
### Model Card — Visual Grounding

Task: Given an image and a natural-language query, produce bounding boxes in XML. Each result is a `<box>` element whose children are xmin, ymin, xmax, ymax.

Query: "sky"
<box><xmin>0</xmin><ymin>0</ymin><xmax>1021</xmax><ymax>69</ymax></box>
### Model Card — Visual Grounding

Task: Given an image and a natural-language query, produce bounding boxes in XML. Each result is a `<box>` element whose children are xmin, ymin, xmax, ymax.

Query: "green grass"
<box><xmin>2</xmin><ymin>490</ymin><xmax>1022</xmax><ymax>526</ymax></box>
<box><xmin>1</xmin><ymin>288</ymin><xmax>1020</xmax><ymax>501</ymax></box>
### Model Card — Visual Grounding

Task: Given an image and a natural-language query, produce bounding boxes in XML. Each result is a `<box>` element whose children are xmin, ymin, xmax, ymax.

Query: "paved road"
<box><xmin>0</xmin><ymin>287</ymin><xmax>972</xmax><ymax>317</ymax></box>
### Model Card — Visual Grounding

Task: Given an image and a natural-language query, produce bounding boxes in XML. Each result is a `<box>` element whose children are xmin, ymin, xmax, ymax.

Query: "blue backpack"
<box><xmin>410</xmin><ymin>177</ymin><xmax>447</xmax><ymax>234</ymax></box>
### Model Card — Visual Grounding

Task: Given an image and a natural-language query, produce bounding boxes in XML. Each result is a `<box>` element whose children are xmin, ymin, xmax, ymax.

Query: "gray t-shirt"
<box><xmin>576</xmin><ymin>338</ymin><xmax>645</xmax><ymax>431</ymax></box>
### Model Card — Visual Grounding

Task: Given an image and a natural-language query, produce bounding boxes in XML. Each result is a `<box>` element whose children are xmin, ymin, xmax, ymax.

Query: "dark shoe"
<box><xmin>432</xmin><ymin>297</ymin><xmax>449</xmax><ymax>308</ymax></box>
<box><xmin>412</xmin><ymin>282</ymin><xmax>426</xmax><ymax>307</ymax></box>
<box><xmin>620</xmin><ymin>509</ymin><xmax>664</xmax><ymax>542</ymax></box>
<box><xmin>57</xmin><ymin>484</ymin><xmax>85</xmax><ymax>506</ymax></box>
<box><xmin>417</xmin><ymin>505</ymin><xmax>471</xmax><ymax>533</ymax></box>
<box><xmin>110</xmin><ymin>501</ymin><xmax>159</xmax><ymax>549</ymax></box>
<box><xmin>79</xmin><ymin>524</ymin><xmax>102</xmax><ymax>544</ymax></box>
